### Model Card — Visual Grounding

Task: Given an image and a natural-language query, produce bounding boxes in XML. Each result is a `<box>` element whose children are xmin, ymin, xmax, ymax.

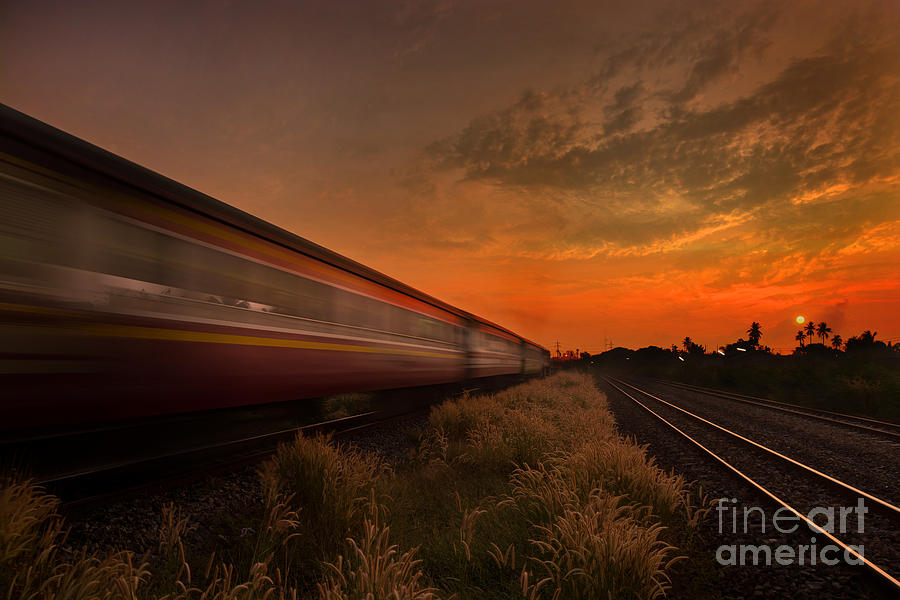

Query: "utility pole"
<box><xmin>555</xmin><ymin>341</ymin><xmax>562</xmax><ymax>358</ymax></box>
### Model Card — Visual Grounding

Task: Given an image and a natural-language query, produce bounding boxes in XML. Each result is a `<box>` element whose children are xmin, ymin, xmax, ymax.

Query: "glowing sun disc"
<box><xmin>796</xmin><ymin>315</ymin><xmax>805</xmax><ymax>324</ymax></box>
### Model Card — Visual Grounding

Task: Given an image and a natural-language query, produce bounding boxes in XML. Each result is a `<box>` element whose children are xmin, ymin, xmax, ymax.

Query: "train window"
<box><xmin>294</xmin><ymin>276</ymin><xmax>333</xmax><ymax>321</ymax></box>
<box><xmin>248</xmin><ymin>265</ymin><xmax>298</xmax><ymax>316</ymax></box>
<box><xmin>363</xmin><ymin>295</ymin><xmax>384</xmax><ymax>330</ymax></box>
<box><xmin>417</xmin><ymin>316</ymin><xmax>434</xmax><ymax>339</ymax></box>
<box><xmin>356</xmin><ymin>296</ymin><xmax>386</xmax><ymax>331</ymax></box>
<box><xmin>394</xmin><ymin>306</ymin><xmax>418</xmax><ymax>337</ymax></box>
<box><xmin>335</xmin><ymin>288</ymin><xmax>399</xmax><ymax>331</ymax></box>
<box><xmin>438</xmin><ymin>321</ymin><xmax>453</xmax><ymax>343</ymax></box>
<box><xmin>80</xmin><ymin>212</ymin><xmax>335</xmax><ymax>322</ymax></box>
<box><xmin>81</xmin><ymin>212</ymin><xmax>169</xmax><ymax>290</ymax></box>
<box><xmin>385</xmin><ymin>305</ymin><xmax>402</xmax><ymax>335</ymax></box>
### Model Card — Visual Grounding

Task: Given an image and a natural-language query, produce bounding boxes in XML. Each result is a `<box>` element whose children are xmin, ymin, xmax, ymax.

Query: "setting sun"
<box><xmin>796</xmin><ymin>316</ymin><xmax>806</xmax><ymax>324</ymax></box>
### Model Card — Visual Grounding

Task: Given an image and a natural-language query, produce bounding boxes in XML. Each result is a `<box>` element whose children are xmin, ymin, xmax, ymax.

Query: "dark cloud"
<box><xmin>603</xmin><ymin>82</ymin><xmax>644</xmax><ymax>134</ymax></box>
<box><xmin>423</xmin><ymin>4</ymin><xmax>899</xmax><ymax>256</ymax></box>
<box><xmin>425</xmin><ymin>88</ymin><xmax>584</xmax><ymax>179</ymax></box>
<box><xmin>669</xmin><ymin>3</ymin><xmax>780</xmax><ymax>104</ymax></box>
<box><xmin>392</xmin><ymin>0</ymin><xmax>455</xmax><ymax>57</ymax></box>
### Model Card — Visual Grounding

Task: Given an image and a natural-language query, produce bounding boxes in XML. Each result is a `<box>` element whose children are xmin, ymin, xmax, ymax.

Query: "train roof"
<box><xmin>0</xmin><ymin>103</ymin><xmax>547</xmax><ymax>351</ymax></box>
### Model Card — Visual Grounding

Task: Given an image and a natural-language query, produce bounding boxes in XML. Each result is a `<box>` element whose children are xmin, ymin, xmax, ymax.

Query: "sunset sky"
<box><xmin>3</xmin><ymin>0</ymin><xmax>899</xmax><ymax>353</ymax></box>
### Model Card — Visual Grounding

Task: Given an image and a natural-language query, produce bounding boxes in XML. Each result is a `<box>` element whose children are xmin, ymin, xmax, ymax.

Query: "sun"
<box><xmin>795</xmin><ymin>315</ymin><xmax>805</xmax><ymax>324</ymax></box>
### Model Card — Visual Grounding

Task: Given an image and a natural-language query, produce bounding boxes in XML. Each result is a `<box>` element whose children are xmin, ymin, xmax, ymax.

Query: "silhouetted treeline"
<box><xmin>579</xmin><ymin>328</ymin><xmax>899</xmax><ymax>421</ymax></box>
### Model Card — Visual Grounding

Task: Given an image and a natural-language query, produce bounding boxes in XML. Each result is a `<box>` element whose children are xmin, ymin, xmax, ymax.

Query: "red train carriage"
<box><xmin>0</xmin><ymin>104</ymin><xmax>549</xmax><ymax>432</ymax></box>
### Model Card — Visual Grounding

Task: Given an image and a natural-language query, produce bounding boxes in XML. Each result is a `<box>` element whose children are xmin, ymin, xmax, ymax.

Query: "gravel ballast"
<box><xmin>62</xmin><ymin>411</ymin><xmax>430</xmax><ymax>558</ymax></box>
<box><xmin>599</xmin><ymin>375</ymin><xmax>894</xmax><ymax>599</ymax></box>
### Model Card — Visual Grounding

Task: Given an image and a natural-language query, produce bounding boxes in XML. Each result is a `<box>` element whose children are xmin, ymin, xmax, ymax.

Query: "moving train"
<box><xmin>0</xmin><ymin>104</ymin><xmax>549</xmax><ymax>432</ymax></box>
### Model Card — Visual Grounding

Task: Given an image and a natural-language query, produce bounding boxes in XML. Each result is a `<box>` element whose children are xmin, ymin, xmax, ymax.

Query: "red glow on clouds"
<box><xmin>3</xmin><ymin>0</ymin><xmax>899</xmax><ymax>352</ymax></box>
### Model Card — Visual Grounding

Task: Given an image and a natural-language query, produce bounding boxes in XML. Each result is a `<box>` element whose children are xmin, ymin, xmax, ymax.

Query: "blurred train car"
<box><xmin>0</xmin><ymin>104</ymin><xmax>549</xmax><ymax>432</ymax></box>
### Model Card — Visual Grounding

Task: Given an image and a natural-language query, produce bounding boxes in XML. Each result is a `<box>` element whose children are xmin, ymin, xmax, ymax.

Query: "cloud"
<box><xmin>416</xmin><ymin>2</ymin><xmax>899</xmax><ymax>261</ymax></box>
<box><xmin>668</xmin><ymin>2</ymin><xmax>780</xmax><ymax>104</ymax></box>
<box><xmin>392</xmin><ymin>0</ymin><xmax>455</xmax><ymax>58</ymax></box>
<box><xmin>838</xmin><ymin>221</ymin><xmax>900</xmax><ymax>255</ymax></box>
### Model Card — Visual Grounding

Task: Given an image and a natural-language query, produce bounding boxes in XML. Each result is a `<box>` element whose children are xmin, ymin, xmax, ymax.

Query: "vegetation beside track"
<box><xmin>588</xmin><ymin>347</ymin><xmax>900</xmax><ymax>422</ymax></box>
<box><xmin>1</xmin><ymin>373</ymin><xmax>710</xmax><ymax>599</ymax></box>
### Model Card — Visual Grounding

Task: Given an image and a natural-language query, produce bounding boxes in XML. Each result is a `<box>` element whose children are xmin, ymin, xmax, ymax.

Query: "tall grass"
<box><xmin>566</xmin><ymin>439</ymin><xmax>691</xmax><ymax>523</ymax></box>
<box><xmin>2</xmin><ymin>373</ymin><xmax>710</xmax><ymax>599</ymax></box>
<box><xmin>389</xmin><ymin>372</ymin><xmax>705</xmax><ymax>599</ymax></box>
<box><xmin>0</xmin><ymin>477</ymin><xmax>62</xmax><ymax>589</ymax></box>
<box><xmin>0</xmin><ymin>477</ymin><xmax>152</xmax><ymax>599</ymax></box>
<box><xmin>319</xmin><ymin>393</ymin><xmax>373</xmax><ymax>422</ymax></box>
<box><xmin>527</xmin><ymin>491</ymin><xmax>679</xmax><ymax>600</ymax></box>
<box><xmin>0</xmin><ymin>477</ymin><xmax>303</xmax><ymax>599</ymax></box>
<box><xmin>260</xmin><ymin>433</ymin><xmax>386</xmax><ymax>552</ymax></box>
<box><xmin>502</xmin><ymin>451</ymin><xmax>689</xmax><ymax>599</ymax></box>
<box><xmin>423</xmin><ymin>373</ymin><xmax>617</xmax><ymax>474</ymax></box>
<box><xmin>317</xmin><ymin>497</ymin><xmax>438</xmax><ymax>600</ymax></box>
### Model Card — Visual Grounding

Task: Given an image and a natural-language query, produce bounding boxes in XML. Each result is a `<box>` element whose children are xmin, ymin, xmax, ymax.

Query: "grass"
<box><xmin>259</xmin><ymin>432</ymin><xmax>386</xmax><ymax>558</ymax></box>
<box><xmin>1</xmin><ymin>373</ymin><xmax>711</xmax><ymax>599</ymax></box>
<box><xmin>317</xmin><ymin>497</ymin><xmax>438</xmax><ymax>600</ymax></box>
<box><xmin>318</xmin><ymin>394</ymin><xmax>374</xmax><ymax>422</ymax></box>
<box><xmin>0</xmin><ymin>476</ymin><xmax>152</xmax><ymax>599</ymax></box>
<box><xmin>382</xmin><ymin>372</ymin><xmax>709</xmax><ymax>599</ymax></box>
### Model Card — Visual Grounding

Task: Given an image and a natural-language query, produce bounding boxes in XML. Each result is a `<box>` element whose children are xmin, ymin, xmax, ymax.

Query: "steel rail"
<box><xmin>49</xmin><ymin>406</ymin><xmax>431</xmax><ymax>513</ymax></box>
<box><xmin>603</xmin><ymin>376</ymin><xmax>900</xmax><ymax>591</ymax></box>
<box><xmin>657</xmin><ymin>380</ymin><xmax>900</xmax><ymax>439</ymax></box>
<box><xmin>36</xmin><ymin>410</ymin><xmax>380</xmax><ymax>487</ymax></box>
<box><xmin>609</xmin><ymin>377</ymin><xmax>899</xmax><ymax>516</ymax></box>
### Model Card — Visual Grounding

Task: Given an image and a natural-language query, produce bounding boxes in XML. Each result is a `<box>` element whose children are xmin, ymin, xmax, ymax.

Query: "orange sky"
<box><xmin>3</xmin><ymin>0</ymin><xmax>899</xmax><ymax>352</ymax></box>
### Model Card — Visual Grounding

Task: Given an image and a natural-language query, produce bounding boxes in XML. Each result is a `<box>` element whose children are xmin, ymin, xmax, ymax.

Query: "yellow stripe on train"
<box><xmin>0</xmin><ymin>302</ymin><xmax>460</xmax><ymax>359</ymax></box>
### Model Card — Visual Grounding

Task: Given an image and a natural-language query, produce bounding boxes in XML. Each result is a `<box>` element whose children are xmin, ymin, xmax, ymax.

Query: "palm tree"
<box><xmin>860</xmin><ymin>330</ymin><xmax>877</xmax><ymax>343</ymax></box>
<box><xmin>804</xmin><ymin>321</ymin><xmax>816</xmax><ymax>344</ymax></box>
<box><xmin>682</xmin><ymin>336</ymin><xmax>692</xmax><ymax>352</ymax></box>
<box><xmin>816</xmin><ymin>321</ymin><xmax>832</xmax><ymax>344</ymax></box>
<box><xmin>831</xmin><ymin>334</ymin><xmax>843</xmax><ymax>350</ymax></box>
<box><xmin>795</xmin><ymin>330</ymin><xmax>806</xmax><ymax>347</ymax></box>
<box><xmin>746</xmin><ymin>322</ymin><xmax>762</xmax><ymax>347</ymax></box>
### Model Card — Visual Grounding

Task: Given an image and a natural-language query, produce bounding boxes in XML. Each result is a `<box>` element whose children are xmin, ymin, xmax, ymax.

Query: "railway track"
<box><xmin>37</xmin><ymin>407</ymin><xmax>423</xmax><ymax>510</ymax></box>
<box><xmin>656</xmin><ymin>380</ymin><xmax>900</xmax><ymax>440</ymax></box>
<box><xmin>3</xmin><ymin>376</ymin><xmax>525</xmax><ymax>510</ymax></box>
<box><xmin>602</xmin><ymin>376</ymin><xmax>900</xmax><ymax>593</ymax></box>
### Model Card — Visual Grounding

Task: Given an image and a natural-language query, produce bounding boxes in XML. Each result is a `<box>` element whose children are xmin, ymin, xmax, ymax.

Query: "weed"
<box><xmin>527</xmin><ymin>491</ymin><xmax>680</xmax><ymax>600</ymax></box>
<box><xmin>2</xmin><ymin>373</ymin><xmax>711</xmax><ymax>599</ymax></box>
<box><xmin>318</xmin><ymin>498</ymin><xmax>439</xmax><ymax>600</ymax></box>
<box><xmin>260</xmin><ymin>433</ymin><xmax>386</xmax><ymax>553</ymax></box>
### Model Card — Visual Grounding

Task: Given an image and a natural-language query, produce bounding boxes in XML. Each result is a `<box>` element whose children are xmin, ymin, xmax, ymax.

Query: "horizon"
<box><xmin>4</xmin><ymin>0</ymin><xmax>898</xmax><ymax>352</ymax></box>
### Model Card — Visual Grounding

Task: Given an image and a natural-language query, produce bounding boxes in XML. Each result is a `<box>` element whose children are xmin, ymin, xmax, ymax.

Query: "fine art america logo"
<box><xmin>715</xmin><ymin>498</ymin><xmax>867</xmax><ymax>566</ymax></box>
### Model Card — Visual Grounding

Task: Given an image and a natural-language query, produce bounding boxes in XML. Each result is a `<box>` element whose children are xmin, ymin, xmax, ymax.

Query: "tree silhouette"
<box><xmin>816</xmin><ymin>322</ymin><xmax>832</xmax><ymax>344</ymax></box>
<box><xmin>804</xmin><ymin>321</ymin><xmax>816</xmax><ymax>344</ymax></box>
<box><xmin>746</xmin><ymin>322</ymin><xmax>762</xmax><ymax>347</ymax></box>
<box><xmin>795</xmin><ymin>330</ymin><xmax>806</xmax><ymax>347</ymax></box>
<box><xmin>682</xmin><ymin>336</ymin><xmax>692</xmax><ymax>352</ymax></box>
<box><xmin>831</xmin><ymin>334</ymin><xmax>843</xmax><ymax>350</ymax></box>
<box><xmin>845</xmin><ymin>330</ymin><xmax>887</xmax><ymax>356</ymax></box>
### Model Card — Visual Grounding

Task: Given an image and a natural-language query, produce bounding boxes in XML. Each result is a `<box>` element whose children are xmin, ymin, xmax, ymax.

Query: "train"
<box><xmin>0</xmin><ymin>103</ymin><xmax>550</xmax><ymax>433</ymax></box>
